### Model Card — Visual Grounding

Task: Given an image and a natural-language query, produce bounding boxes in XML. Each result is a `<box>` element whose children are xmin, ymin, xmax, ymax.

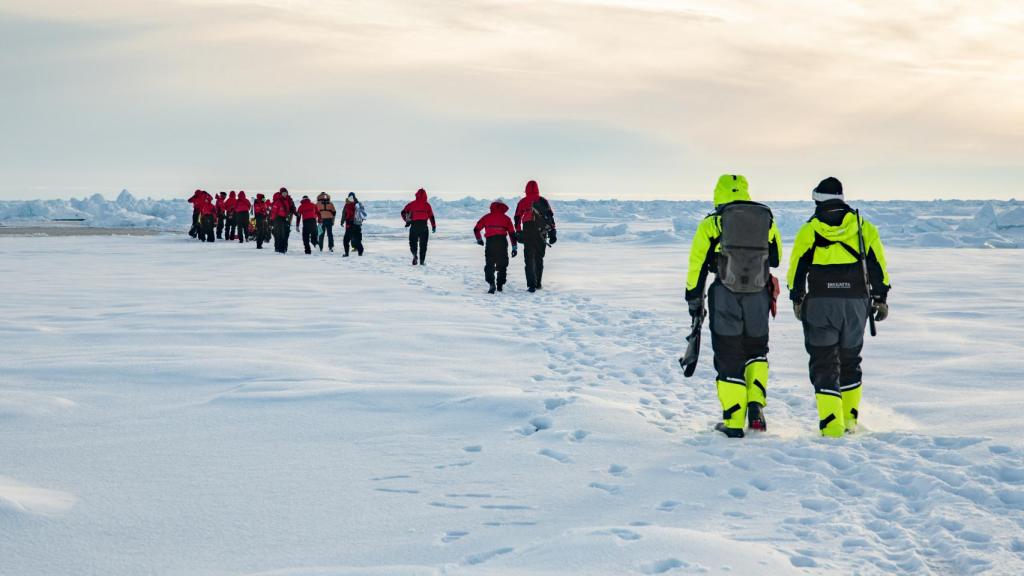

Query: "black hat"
<box><xmin>812</xmin><ymin>177</ymin><xmax>844</xmax><ymax>203</ymax></box>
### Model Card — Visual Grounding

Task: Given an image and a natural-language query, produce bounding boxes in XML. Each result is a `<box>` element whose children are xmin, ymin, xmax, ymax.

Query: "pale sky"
<box><xmin>1</xmin><ymin>0</ymin><xmax>1021</xmax><ymax>200</ymax></box>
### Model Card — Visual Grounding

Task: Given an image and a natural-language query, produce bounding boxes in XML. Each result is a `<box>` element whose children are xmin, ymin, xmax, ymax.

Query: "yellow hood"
<box><xmin>713</xmin><ymin>174</ymin><xmax>750</xmax><ymax>207</ymax></box>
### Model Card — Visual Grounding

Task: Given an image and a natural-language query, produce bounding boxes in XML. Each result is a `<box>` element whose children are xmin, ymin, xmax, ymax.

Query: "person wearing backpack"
<box><xmin>253</xmin><ymin>193</ymin><xmax>270</xmax><ymax>249</ymax></box>
<box><xmin>233</xmin><ymin>191</ymin><xmax>251</xmax><ymax>243</ymax></box>
<box><xmin>685</xmin><ymin>174</ymin><xmax>782</xmax><ymax>439</ymax></box>
<box><xmin>473</xmin><ymin>200</ymin><xmax>518</xmax><ymax>293</ymax></box>
<box><xmin>514</xmin><ymin>180</ymin><xmax>556</xmax><ymax>293</ymax></box>
<box><xmin>789</xmin><ymin>177</ymin><xmax>891</xmax><ymax>437</ymax></box>
<box><xmin>223</xmin><ymin>191</ymin><xmax>237</xmax><ymax>240</ymax></box>
<box><xmin>316</xmin><ymin>192</ymin><xmax>337</xmax><ymax>252</ymax></box>
<box><xmin>401</xmin><ymin>188</ymin><xmax>436</xmax><ymax>265</ymax></box>
<box><xmin>342</xmin><ymin>192</ymin><xmax>366</xmax><ymax>257</ymax></box>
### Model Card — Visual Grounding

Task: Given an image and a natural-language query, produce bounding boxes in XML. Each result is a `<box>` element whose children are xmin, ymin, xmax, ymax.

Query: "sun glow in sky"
<box><xmin>1</xmin><ymin>0</ymin><xmax>1021</xmax><ymax>200</ymax></box>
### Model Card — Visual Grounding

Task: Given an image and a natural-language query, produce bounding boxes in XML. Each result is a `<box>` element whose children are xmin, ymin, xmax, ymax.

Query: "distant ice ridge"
<box><xmin>0</xmin><ymin>191</ymin><xmax>1021</xmax><ymax>248</ymax></box>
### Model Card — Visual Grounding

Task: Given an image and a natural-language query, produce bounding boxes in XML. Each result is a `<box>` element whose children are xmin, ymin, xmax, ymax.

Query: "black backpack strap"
<box><xmin>813</xmin><ymin>232</ymin><xmax>861</xmax><ymax>260</ymax></box>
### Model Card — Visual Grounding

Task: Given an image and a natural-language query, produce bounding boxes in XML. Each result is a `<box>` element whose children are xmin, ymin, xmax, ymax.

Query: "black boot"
<box><xmin>714</xmin><ymin>422</ymin><xmax>745</xmax><ymax>438</ymax></box>
<box><xmin>747</xmin><ymin>403</ymin><xmax>767</xmax><ymax>432</ymax></box>
<box><xmin>488</xmin><ymin>283</ymin><xmax>496</xmax><ymax>294</ymax></box>
<box><xmin>496</xmin><ymin>283</ymin><xmax>503</xmax><ymax>292</ymax></box>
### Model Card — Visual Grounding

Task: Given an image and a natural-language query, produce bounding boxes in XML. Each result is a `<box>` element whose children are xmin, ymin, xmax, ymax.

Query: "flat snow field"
<box><xmin>2</xmin><ymin>232</ymin><xmax>1023</xmax><ymax>576</ymax></box>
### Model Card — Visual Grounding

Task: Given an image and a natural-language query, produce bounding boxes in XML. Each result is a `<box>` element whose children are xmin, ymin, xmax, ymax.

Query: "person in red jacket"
<box><xmin>197</xmin><ymin>194</ymin><xmax>217</xmax><ymax>242</ymax></box>
<box><xmin>233</xmin><ymin>191</ymin><xmax>252</xmax><ymax>244</ymax></box>
<box><xmin>341</xmin><ymin>192</ymin><xmax>365</xmax><ymax>257</ymax></box>
<box><xmin>224</xmin><ymin>191</ymin><xmax>238</xmax><ymax>240</ymax></box>
<box><xmin>400</xmin><ymin>188</ymin><xmax>436</xmax><ymax>265</ymax></box>
<box><xmin>473</xmin><ymin>200</ymin><xmax>518</xmax><ymax>293</ymax></box>
<box><xmin>514</xmin><ymin>180</ymin><xmax>556</xmax><ymax>293</ymax></box>
<box><xmin>186</xmin><ymin>189</ymin><xmax>207</xmax><ymax>238</ymax></box>
<box><xmin>252</xmin><ymin>193</ymin><xmax>270</xmax><ymax>249</ymax></box>
<box><xmin>295</xmin><ymin>195</ymin><xmax>320</xmax><ymax>254</ymax></box>
<box><xmin>215</xmin><ymin>192</ymin><xmax>227</xmax><ymax>239</ymax></box>
<box><xmin>271</xmin><ymin>188</ymin><xmax>296</xmax><ymax>253</ymax></box>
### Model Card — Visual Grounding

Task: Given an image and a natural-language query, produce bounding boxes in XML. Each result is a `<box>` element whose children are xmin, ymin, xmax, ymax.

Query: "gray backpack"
<box><xmin>716</xmin><ymin>202</ymin><xmax>773</xmax><ymax>293</ymax></box>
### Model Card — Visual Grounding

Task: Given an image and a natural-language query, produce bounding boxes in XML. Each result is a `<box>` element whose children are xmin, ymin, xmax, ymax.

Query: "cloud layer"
<box><xmin>1</xmin><ymin>0</ymin><xmax>1021</xmax><ymax>200</ymax></box>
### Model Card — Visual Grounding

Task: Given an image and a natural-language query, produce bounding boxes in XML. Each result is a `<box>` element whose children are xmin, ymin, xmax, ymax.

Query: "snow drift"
<box><xmin>1</xmin><ymin>191</ymin><xmax>1021</xmax><ymax>248</ymax></box>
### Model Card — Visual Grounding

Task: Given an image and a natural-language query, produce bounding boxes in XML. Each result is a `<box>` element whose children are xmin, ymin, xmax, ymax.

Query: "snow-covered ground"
<box><xmin>2</xmin><ymin>233</ymin><xmax>1023</xmax><ymax>575</ymax></box>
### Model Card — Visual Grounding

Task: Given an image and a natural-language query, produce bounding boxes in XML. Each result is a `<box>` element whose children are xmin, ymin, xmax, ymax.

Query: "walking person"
<box><xmin>186</xmin><ymin>189</ymin><xmax>209</xmax><ymax>238</ymax></box>
<box><xmin>401</xmin><ymin>188</ymin><xmax>436</xmax><ymax>265</ymax></box>
<box><xmin>233</xmin><ymin>191</ymin><xmax>251</xmax><ymax>243</ymax></box>
<box><xmin>473</xmin><ymin>201</ymin><xmax>518</xmax><ymax>293</ymax></box>
<box><xmin>271</xmin><ymin>188</ymin><xmax>296</xmax><ymax>253</ymax></box>
<box><xmin>341</xmin><ymin>192</ymin><xmax>366</xmax><ymax>257</ymax></box>
<box><xmin>316</xmin><ymin>192</ymin><xmax>337</xmax><ymax>252</ymax></box>
<box><xmin>253</xmin><ymin>193</ymin><xmax>270</xmax><ymax>249</ymax></box>
<box><xmin>224</xmin><ymin>191</ymin><xmax>237</xmax><ymax>240</ymax></box>
<box><xmin>215</xmin><ymin>192</ymin><xmax>227</xmax><ymax>239</ymax></box>
<box><xmin>296</xmin><ymin>195</ymin><xmax>320</xmax><ymax>254</ymax></box>
<box><xmin>788</xmin><ymin>177</ymin><xmax>891</xmax><ymax>437</ymax></box>
<box><xmin>685</xmin><ymin>174</ymin><xmax>783</xmax><ymax>438</ymax></box>
<box><xmin>514</xmin><ymin>180</ymin><xmax>556</xmax><ymax>293</ymax></box>
<box><xmin>198</xmin><ymin>194</ymin><xmax>217</xmax><ymax>242</ymax></box>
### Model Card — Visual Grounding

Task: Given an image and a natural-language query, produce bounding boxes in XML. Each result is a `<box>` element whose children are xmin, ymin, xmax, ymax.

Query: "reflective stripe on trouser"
<box><xmin>717</xmin><ymin>378</ymin><xmax>748</xmax><ymax>429</ymax></box>
<box><xmin>816</xmin><ymin>391</ymin><xmax>845</xmax><ymax>437</ymax></box>
<box><xmin>745</xmin><ymin>357</ymin><xmax>768</xmax><ymax>407</ymax></box>
<box><xmin>841</xmin><ymin>382</ymin><xmax>862</xmax><ymax>429</ymax></box>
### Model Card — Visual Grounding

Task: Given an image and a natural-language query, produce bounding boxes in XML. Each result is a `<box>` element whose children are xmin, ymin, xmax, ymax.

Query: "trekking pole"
<box><xmin>855</xmin><ymin>209</ymin><xmax>877</xmax><ymax>337</ymax></box>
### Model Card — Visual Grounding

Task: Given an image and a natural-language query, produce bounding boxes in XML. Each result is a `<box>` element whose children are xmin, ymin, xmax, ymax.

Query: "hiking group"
<box><xmin>186</xmin><ymin>174</ymin><xmax>890</xmax><ymax>438</ymax></box>
<box><xmin>188</xmin><ymin>188</ymin><xmax>367</xmax><ymax>255</ymax></box>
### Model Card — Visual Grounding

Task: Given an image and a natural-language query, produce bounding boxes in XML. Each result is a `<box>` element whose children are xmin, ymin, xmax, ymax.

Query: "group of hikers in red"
<box><xmin>187</xmin><ymin>181</ymin><xmax>558</xmax><ymax>294</ymax></box>
<box><xmin>187</xmin><ymin>187</ymin><xmax>366</xmax><ymax>256</ymax></box>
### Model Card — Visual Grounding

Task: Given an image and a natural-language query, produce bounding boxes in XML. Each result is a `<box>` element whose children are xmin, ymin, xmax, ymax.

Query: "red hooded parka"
<box><xmin>474</xmin><ymin>201</ymin><xmax>517</xmax><ymax>245</ymax></box>
<box><xmin>401</xmin><ymin>189</ymin><xmax>436</xmax><ymax>228</ymax></box>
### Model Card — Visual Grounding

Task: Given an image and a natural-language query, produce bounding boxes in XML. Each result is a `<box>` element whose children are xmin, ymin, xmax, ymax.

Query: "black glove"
<box><xmin>511</xmin><ymin>247</ymin><xmax>518</xmax><ymax>258</ymax></box>
<box><xmin>548</xmin><ymin>229</ymin><xmax>557</xmax><ymax>245</ymax></box>
<box><xmin>477</xmin><ymin>239</ymin><xmax>484</xmax><ymax>246</ymax></box>
<box><xmin>405</xmin><ymin>222</ymin><xmax>411</xmax><ymax>228</ymax></box>
<box><xmin>515</xmin><ymin>231</ymin><xmax>523</xmax><ymax>243</ymax></box>
<box><xmin>793</xmin><ymin>300</ymin><xmax>803</xmax><ymax>321</ymax></box>
<box><xmin>432</xmin><ymin>227</ymin><xmax>437</xmax><ymax>234</ymax></box>
<box><xmin>873</xmin><ymin>299</ymin><xmax>889</xmax><ymax>322</ymax></box>
<box><xmin>687</xmin><ymin>298</ymin><xmax>703</xmax><ymax>319</ymax></box>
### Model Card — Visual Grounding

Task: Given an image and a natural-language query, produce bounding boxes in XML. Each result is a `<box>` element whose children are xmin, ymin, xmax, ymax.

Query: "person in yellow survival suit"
<box><xmin>686</xmin><ymin>175</ymin><xmax>783</xmax><ymax>438</ymax></box>
<box><xmin>789</xmin><ymin>177</ymin><xmax>891</xmax><ymax>437</ymax></box>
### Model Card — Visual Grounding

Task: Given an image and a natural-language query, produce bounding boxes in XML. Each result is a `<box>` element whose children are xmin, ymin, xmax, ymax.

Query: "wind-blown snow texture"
<box><xmin>2</xmin><ymin>191</ymin><xmax>1023</xmax><ymax>248</ymax></box>
<box><xmin>1</xmin><ymin>234</ymin><xmax>1022</xmax><ymax>575</ymax></box>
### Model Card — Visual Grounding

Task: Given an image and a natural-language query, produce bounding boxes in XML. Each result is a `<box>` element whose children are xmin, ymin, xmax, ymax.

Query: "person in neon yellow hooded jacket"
<box><xmin>685</xmin><ymin>174</ymin><xmax>782</xmax><ymax>438</ymax></box>
<box><xmin>788</xmin><ymin>176</ymin><xmax>891</xmax><ymax>438</ymax></box>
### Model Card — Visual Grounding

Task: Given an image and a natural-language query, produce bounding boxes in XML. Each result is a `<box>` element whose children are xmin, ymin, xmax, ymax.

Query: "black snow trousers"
<box><xmin>522</xmin><ymin>224</ymin><xmax>547</xmax><ymax>289</ymax></box>
<box><xmin>234</xmin><ymin>212</ymin><xmax>248</xmax><ymax>243</ymax></box>
<box><xmin>301</xmin><ymin>219</ymin><xmax>318</xmax><ymax>254</ymax></box>
<box><xmin>216</xmin><ymin>212</ymin><xmax>225</xmax><ymax>239</ymax></box>
<box><xmin>189</xmin><ymin>209</ymin><xmax>200</xmax><ymax>238</ymax></box>
<box><xmin>344</xmin><ymin>224</ymin><xmax>363</xmax><ymax>256</ymax></box>
<box><xmin>708</xmin><ymin>281</ymin><xmax>771</xmax><ymax>386</ymax></box>
<box><xmin>319</xmin><ymin>218</ymin><xmax>334</xmax><ymax>251</ymax></box>
<box><xmin>199</xmin><ymin>214</ymin><xmax>215</xmax><ymax>242</ymax></box>
<box><xmin>255</xmin><ymin>215</ymin><xmax>268</xmax><ymax>249</ymax></box>
<box><xmin>409</xmin><ymin>221</ymin><xmax>429</xmax><ymax>263</ymax></box>
<box><xmin>801</xmin><ymin>297</ymin><xmax>869</xmax><ymax>397</ymax></box>
<box><xmin>273</xmin><ymin>216</ymin><xmax>290</xmax><ymax>253</ymax></box>
<box><xmin>485</xmin><ymin>236</ymin><xmax>510</xmax><ymax>288</ymax></box>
